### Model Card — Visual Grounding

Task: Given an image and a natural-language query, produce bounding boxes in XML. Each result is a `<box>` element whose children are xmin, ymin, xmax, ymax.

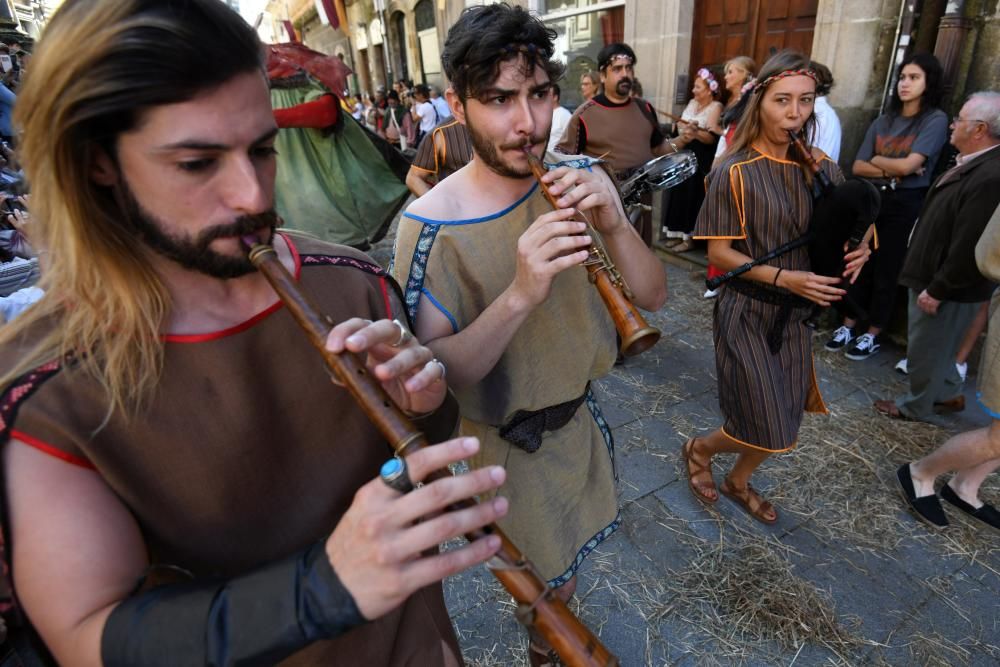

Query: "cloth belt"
<box><xmin>728</xmin><ymin>279</ymin><xmax>811</xmax><ymax>355</ymax></box>
<box><xmin>498</xmin><ymin>384</ymin><xmax>589</xmax><ymax>453</ymax></box>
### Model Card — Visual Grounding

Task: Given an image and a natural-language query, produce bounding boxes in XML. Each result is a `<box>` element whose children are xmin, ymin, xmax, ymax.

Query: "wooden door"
<box><xmin>690</xmin><ymin>0</ymin><xmax>818</xmax><ymax>85</ymax></box>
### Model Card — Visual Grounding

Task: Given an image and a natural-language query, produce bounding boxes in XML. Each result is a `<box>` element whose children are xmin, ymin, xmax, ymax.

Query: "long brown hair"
<box><xmin>725</xmin><ymin>50</ymin><xmax>817</xmax><ymax>179</ymax></box>
<box><xmin>2</xmin><ymin>0</ymin><xmax>264</xmax><ymax>418</ymax></box>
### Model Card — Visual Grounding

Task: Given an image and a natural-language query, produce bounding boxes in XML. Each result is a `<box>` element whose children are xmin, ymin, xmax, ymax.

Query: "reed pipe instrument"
<box><xmin>243</xmin><ymin>239</ymin><xmax>619</xmax><ymax>667</ymax></box>
<box><xmin>523</xmin><ymin>149</ymin><xmax>660</xmax><ymax>356</ymax></box>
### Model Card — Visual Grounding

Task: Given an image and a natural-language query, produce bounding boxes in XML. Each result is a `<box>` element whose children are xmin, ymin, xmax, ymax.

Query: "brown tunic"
<box><xmin>410</xmin><ymin>118</ymin><xmax>474</xmax><ymax>182</ymax></box>
<box><xmin>694</xmin><ymin>147</ymin><xmax>843</xmax><ymax>451</ymax></box>
<box><xmin>0</xmin><ymin>233</ymin><xmax>460</xmax><ymax>665</ymax></box>
<box><xmin>556</xmin><ymin>96</ymin><xmax>662</xmax><ymax>174</ymax></box>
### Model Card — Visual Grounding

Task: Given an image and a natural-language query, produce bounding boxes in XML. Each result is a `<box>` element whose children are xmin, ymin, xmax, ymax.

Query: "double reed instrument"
<box><xmin>244</xmin><ymin>240</ymin><xmax>618</xmax><ymax>667</ymax></box>
<box><xmin>523</xmin><ymin>150</ymin><xmax>661</xmax><ymax>356</ymax></box>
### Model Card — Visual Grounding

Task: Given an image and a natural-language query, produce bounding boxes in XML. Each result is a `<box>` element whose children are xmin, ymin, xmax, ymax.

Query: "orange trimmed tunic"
<box><xmin>694</xmin><ymin>147</ymin><xmax>843</xmax><ymax>452</ymax></box>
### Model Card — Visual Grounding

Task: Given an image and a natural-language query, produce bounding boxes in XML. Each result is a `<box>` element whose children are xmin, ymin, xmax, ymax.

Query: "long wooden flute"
<box><xmin>243</xmin><ymin>239</ymin><xmax>618</xmax><ymax>667</ymax></box>
<box><xmin>523</xmin><ymin>149</ymin><xmax>660</xmax><ymax>356</ymax></box>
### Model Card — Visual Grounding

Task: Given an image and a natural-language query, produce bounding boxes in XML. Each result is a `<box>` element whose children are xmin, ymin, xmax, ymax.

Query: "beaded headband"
<box><xmin>600</xmin><ymin>53</ymin><xmax>634</xmax><ymax>70</ymax></box>
<box><xmin>753</xmin><ymin>68</ymin><xmax>818</xmax><ymax>93</ymax></box>
<box><xmin>696</xmin><ymin>67</ymin><xmax>719</xmax><ymax>93</ymax></box>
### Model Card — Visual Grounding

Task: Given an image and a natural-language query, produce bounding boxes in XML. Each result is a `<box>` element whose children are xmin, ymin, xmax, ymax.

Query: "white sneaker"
<box><xmin>845</xmin><ymin>333</ymin><xmax>880</xmax><ymax>360</ymax></box>
<box><xmin>956</xmin><ymin>362</ymin><xmax>968</xmax><ymax>382</ymax></box>
<box><xmin>704</xmin><ymin>288</ymin><xmax>719</xmax><ymax>299</ymax></box>
<box><xmin>895</xmin><ymin>358</ymin><xmax>908</xmax><ymax>374</ymax></box>
<box><xmin>824</xmin><ymin>325</ymin><xmax>855</xmax><ymax>351</ymax></box>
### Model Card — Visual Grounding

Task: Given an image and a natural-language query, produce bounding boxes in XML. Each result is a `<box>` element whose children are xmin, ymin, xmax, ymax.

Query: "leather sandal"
<box><xmin>682</xmin><ymin>437</ymin><xmax>718</xmax><ymax>504</ymax></box>
<box><xmin>528</xmin><ymin>642</ymin><xmax>562</xmax><ymax>667</ymax></box>
<box><xmin>874</xmin><ymin>399</ymin><xmax>911</xmax><ymax>420</ymax></box>
<box><xmin>720</xmin><ymin>477</ymin><xmax>778</xmax><ymax>524</ymax></box>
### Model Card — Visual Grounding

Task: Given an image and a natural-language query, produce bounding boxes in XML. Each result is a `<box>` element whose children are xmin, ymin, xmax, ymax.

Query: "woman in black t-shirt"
<box><xmin>824</xmin><ymin>53</ymin><xmax>949</xmax><ymax>361</ymax></box>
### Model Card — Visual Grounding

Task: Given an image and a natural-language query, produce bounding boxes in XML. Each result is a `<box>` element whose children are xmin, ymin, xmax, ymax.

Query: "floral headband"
<box><xmin>740</xmin><ymin>78</ymin><xmax>757</xmax><ymax>95</ymax></box>
<box><xmin>697</xmin><ymin>67</ymin><xmax>719</xmax><ymax>93</ymax></box>
<box><xmin>753</xmin><ymin>68</ymin><xmax>818</xmax><ymax>93</ymax></box>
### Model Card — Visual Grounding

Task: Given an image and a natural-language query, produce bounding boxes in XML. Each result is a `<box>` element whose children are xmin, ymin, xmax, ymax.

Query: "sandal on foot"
<box><xmin>681</xmin><ymin>437</ymin><xmax>718</xmax><ymax>504</ymax></box>
<box><xmin>874</xmin><ymin>399</ymin><xmax>911</xmax><ymax>420</ymax></box>
<box><xmin>528</xmin><ymin>642</ymin><xmax>562</xmax><ymax>667</ymax></box>
<box><xmin>720</xmin><ymin>478</ymin><xmax>777</xmax><ymax>524</ymax></box>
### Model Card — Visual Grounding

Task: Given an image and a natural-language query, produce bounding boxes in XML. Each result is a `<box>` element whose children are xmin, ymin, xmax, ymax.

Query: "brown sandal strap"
<box><xmin>721</xmin><ymin>479</ymin><xmax>777</xmax><ymax>523</ymax></box>
<box><xmin>682</xmin><ymin>438</ymin><xmax>718</xmax><ymax>502</ymax></box>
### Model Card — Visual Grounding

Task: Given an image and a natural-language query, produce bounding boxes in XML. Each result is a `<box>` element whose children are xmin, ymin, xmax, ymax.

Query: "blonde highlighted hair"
<box><xmin>1</xmin><ymin>0</ymin><xmax>264</xmax><ymax>418</ymax></box>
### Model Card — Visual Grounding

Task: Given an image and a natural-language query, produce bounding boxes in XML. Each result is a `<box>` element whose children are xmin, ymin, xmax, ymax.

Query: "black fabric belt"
<box><xmin>498</xmin><ymin>384</ymin><xmax>589</xmax><ymax>453</ymax></box>
<box><xmin>728</xmin><ymin>279</ymin><xmax>811</xmax><ymax>355</ymax></box>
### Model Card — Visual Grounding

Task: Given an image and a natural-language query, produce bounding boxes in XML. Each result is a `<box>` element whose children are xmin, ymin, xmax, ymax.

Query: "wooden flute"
<box><xmin>523</xmin><ymin>149</ymin><xmax>660</xmax><ymax>356</ymax></box>
<box><xmin>243</xmin><ymin>239</ymin><xmax>618</xmax><ymax>667</ymax></box>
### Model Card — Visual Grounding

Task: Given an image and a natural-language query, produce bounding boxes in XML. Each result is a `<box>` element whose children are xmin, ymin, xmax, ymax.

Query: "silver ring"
<box><xmin>429</xmin><ymin>358</ymin><xmax>446</xmax><ymax>381</ymax></box>
<box><xmin>390</xmin><ymin>319</ymin><xmax>413</xmax><ymax>348</ymax></box>
<box><xmin>380</xmin><ymin>457</ymin><xmax>414</xmax><ymax>494</ymax></box>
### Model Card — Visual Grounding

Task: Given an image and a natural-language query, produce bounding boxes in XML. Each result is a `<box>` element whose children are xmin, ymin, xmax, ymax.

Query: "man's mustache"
<box><xmin>196</xmin><ymin>210</ymin><xmax>280</xmax><ymax>248</ymax></box>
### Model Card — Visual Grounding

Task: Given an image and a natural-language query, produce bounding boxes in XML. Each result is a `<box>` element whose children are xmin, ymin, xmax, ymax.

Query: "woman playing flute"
<box><xmin>684</xmin><ymin>50</ymin><xmax>871</xmax><ymax>523</ymax></box>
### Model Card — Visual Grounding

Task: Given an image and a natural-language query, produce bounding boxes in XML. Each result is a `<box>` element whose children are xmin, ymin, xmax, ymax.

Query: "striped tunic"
<box><xmin>694</xmin><ymin>146</ymin><xmax>843</xmax><ymax>451</ymax></box>
<box><xmin>409</xmin><ymin>118</ymin><xmax>474</xmax><ymax>182</ymax></box>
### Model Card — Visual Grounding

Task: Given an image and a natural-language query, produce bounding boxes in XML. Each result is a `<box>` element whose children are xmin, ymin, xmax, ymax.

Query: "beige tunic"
<box><xmin>975</xmin><ymin>203</ymin><xmax>1000</xmax><ymax>416</ymax></box>
<box><xmin>392</xmin><ymin>180</ymin><xmax>620</xmax><ymax>585</ymax></box>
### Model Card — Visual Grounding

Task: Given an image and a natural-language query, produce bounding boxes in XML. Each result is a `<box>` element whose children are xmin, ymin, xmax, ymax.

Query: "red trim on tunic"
<box><xmin>379</xmin><ymin>277</ymin><xmax>393</xmax><ymax>318</ymax></box>
<box><xmin>163</xmin><ymin>233</ymin><xmax>302</xmax><ymax>343</ymax></box>
<box><xmin>10</xmin><ymin>430</ymin><xmax>96</xmax><ymax>469</ymax></box>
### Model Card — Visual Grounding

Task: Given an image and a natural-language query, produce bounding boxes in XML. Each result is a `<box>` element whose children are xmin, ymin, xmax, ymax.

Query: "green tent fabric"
<box><xmin>271</xmin><ymin>84</ymin><xmax>409</xmax><ymax>248</ymax></box>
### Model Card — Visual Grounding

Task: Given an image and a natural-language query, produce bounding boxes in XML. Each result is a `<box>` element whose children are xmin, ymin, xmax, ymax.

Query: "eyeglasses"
<box><xmin>952</xmin><ymin>117</ymin><xmax>986</xmax><ymax>125</ymax></box>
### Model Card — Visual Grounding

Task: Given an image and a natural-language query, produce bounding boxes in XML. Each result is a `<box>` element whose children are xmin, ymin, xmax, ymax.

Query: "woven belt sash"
<box><xmin>498</xmin><ymin>384</ymin><xmax>589</xmax><ymax>453</ymax></box>
<box><xmin>727</xmin><ymin>279</ymin><xmax>811</xmax><ymax>355</ymax></box>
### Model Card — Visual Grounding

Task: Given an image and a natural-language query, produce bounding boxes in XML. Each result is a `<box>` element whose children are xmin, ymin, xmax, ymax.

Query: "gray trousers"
<box><xmin>896</xmin><ymin>289</ymin><xmax>980</xmax><ymax>422</ymax></box>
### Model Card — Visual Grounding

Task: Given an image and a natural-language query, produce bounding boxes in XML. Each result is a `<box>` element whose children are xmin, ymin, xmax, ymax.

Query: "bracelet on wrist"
<box><xmin>773</xmin><ymin>268</ymin><xmax>783</xmax><ymax>287</ymax></box>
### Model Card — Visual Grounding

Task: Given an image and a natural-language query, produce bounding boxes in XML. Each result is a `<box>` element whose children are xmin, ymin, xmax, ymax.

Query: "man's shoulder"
<box><xmin>402</xmin><ymin>169</ymin><xmax>470</xmax><ymax>222</ymax></box>
<box><xmin>283</xmin><ymin>232</ymin><xmax>387</xmax><ymax>278</ymax></box>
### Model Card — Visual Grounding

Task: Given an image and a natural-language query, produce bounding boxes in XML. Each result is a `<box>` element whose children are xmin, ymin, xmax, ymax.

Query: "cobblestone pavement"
<box><xmin>370</xmin><ymin>217</ymin><xmax>1000</xmax><ymax>667</ymax></box>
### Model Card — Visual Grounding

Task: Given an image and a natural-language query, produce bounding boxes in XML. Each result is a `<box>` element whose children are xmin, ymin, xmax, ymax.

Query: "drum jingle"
<box><xmin>619</xmin><ymin>151</ymin><xmax>698</xmax><ymax>207</ymax></box>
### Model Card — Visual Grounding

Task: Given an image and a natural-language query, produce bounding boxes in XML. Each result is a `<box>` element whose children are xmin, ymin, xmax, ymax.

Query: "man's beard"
<box><xmin>466</xmin><ymin>117</ymin><xmax>548</xmax><ymax>179</ymax></box>
<box><xmin>120</xmin><ymin>181</ymin><xmax>278</xmax><ymax>279</ymax></box>
<box><xmin>615</xmin><ymin>78</ymin><xmax>633</xmax><ymax>97</ymax></box>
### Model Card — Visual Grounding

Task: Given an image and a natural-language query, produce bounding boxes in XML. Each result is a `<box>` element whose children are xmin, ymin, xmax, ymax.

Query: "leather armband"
<box><xmin>409</xmin><ymin>388</ymin><xmax>459</xmax><ymax>444</ymax></box>
<box><xmin>101</xmin><ymin>541</ymin><xmax>365</xmax><ymax>666</ymax></box>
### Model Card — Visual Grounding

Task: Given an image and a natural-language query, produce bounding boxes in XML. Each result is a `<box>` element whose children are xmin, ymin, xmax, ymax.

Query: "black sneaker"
<box><xmin>824</xmin><ymin>325</ymin><xmax>855</xmax><ymax>351</ymax></box>
<box><xmin>845</xmin><ymin>333</ymin><xmax>880</xmax><ymax>360</ymax></box>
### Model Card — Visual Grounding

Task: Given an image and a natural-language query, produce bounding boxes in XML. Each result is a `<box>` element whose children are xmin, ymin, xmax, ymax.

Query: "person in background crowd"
<box><xmin>810</xmin><ymin>60</ymin><xmax>842</xmax><ymax>161</ymax></box>
<box><xmin>874</xmin><ymin>91</ymin><xmax>1000</xmax><ymax>422</ymax></box>
<box><xmin>686</xmin><ymin>50</ymin><xmax>870</xmax><ymax>525</ymax></box>
<box><xmin>557</xmin><ymin>42</ymin><xmax>682</xmax><ymax>246</ymax></box>
<box><xmin>896</xmin><ymin>300</ymin><xmax>990</xmax><ymax>383</ymax></box>
<box><xmin>548</xmin><ymin>82</ymin><xmax>572</xmax><ymax>154</ymax></box>
<box><xmin>706</xmin><ymin>55</ymin><xmax>757</xmax><ymax>298</ymax></box>
<box><xmin>0</xmin><ymin>1</ymin><xmax>507</xmax><ymax>665</ymax></box>
<box><xmin>393</xmin><ymin>6</ymin><xmax>666</xmax><ymax>663</ymax></box>
<box><xmin>896</xmin><ymin>201</ymin><xmax>1000</xmax><ymax>531</ymax></box>
<box><xmin>411</xmin><ymin>83</ymin><xmax>438</xmax><ymax>147</ymax></box>
<box><xmin>381</xmin><ymin>89</ymin><xmax>416</xmax><ymax>151</ymax></box>
<box><xmin>579</xmin><ymin>70</ymin><xmax>599</xmax><ymax>104</ymax></box>
<box><xmin>661</xmin><ymin>66</ymin><xmax>723</xmax><ymax>253</ymax></box>
<box><xmin>405</xmin><ymin>115</ymin><xmax>474</xmax><ymax>197</ymax></box>
<box><xmin>825</xmin><ymin>53</ymin><xmax>949</xmax><ymax>360</ymax></box>
<box><xmin>429</xmin><ymin>84</ymin><xmax>453</xmax><ymax>121</ymax></box>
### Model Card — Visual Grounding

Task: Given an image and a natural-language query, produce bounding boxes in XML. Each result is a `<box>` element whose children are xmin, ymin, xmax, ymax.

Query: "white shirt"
<box><xmin>812</xmin><ymin>96</ymin><xmax>842</xmax><ymax>162</ymax></box>
<box><xmin>431</xmin><ymin>96</ymin><xmax>452</xmax><ymax>121</ymax></box>
<box><xmin>414</xmin><ymin>100</ymin><xmax>437</xmax><ymax>134</ymax></box>
<box><xmin>548</xmin><ymin>105</ymin><xmax>573</xmax><ymax>153</ymax></box>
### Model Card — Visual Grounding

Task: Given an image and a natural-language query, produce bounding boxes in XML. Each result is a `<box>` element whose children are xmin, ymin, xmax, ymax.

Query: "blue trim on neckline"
<box><xmin>402</xmin><ymin>183</ymin><xmax>538</xmax><ymax>226</ymax></box>
<box><xmin>421</xmin><ymin>288</ymin><xmax>458</xmax><ymax>334</ymax></box>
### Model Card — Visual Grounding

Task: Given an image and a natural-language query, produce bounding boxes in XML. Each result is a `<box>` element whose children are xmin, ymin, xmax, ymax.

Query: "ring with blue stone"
<box><xmin>380</xmin><ymin>457</ymin><xmax>414</xmax><ymax>494</ymax></box>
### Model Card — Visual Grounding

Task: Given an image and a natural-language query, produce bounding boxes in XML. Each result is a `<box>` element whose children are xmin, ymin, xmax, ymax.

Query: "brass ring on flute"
<box><xmin>390</xmin><ymin>319</ymin><xmax>413</xmax><ymax>347</ymax></box>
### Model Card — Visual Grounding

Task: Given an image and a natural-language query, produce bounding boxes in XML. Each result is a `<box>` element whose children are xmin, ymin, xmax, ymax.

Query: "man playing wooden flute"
<box><xmin>391</xmin><ymin>4</ymin><xmax>666</xmax><ymax>664</ymax></box>
<box><xmin>0</xmin><ymin>1</ymin><xmax>510</xmax><ymax>665</ymax></box>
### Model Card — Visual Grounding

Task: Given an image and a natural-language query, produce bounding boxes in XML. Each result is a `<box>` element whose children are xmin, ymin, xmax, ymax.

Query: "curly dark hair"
<box><xmin>597</xmin><ymin>43</ymin><xmax>636</xmax><ymax>71</ymax></box>
<box><xmin>889</xmin><ymin>52</ymin><xmax>944</xmax><ymax>117</ymax></box>
<box><xmin>441</xmin><ymin>3</ymin><xmax>565</xmax><ymax>103</ymax></box>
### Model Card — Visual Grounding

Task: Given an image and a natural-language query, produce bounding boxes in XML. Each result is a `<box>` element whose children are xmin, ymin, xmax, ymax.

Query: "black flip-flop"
<box><xmin>940</xmin><ymin>483</ymin><xmax>1000</xmax><ymax>532</ymax></box>
<box><xmin>895</xmin><ymin>464</ymin><xmax>948</xmax><ymax>527</ymax></box>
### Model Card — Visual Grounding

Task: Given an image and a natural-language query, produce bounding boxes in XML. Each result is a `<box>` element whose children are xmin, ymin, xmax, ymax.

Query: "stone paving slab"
<box><xmin>426</xmin><ymin>259</ymin><xmax>1000</xmax><ymax>666</ymax></box>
